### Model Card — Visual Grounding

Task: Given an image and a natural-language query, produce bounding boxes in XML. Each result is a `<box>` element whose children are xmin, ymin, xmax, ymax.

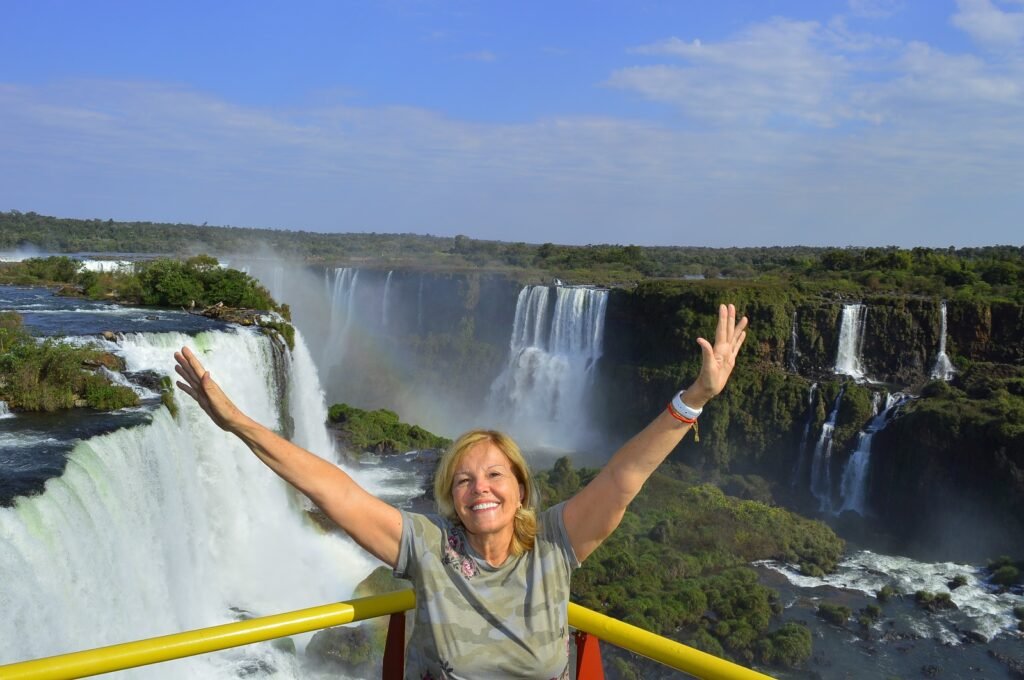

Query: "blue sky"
<box><xmin>1</xmin><ymin>0</ymin><xmax>1022</xmax><ymax>247</ymax></box>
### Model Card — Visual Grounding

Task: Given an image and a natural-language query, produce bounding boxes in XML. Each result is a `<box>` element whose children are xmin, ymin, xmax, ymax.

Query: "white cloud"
<box><xmin>1</xmin><ymin>45</ymin><xmax>1022</xmax><ymax>247</ymax></box>
<box><xmin>951</xmin><ymin>0</ymin><xmax>1024</xmax><ymax>50</ymax></box>
<box><xmin>611</xmin><ymin>19</ymin><xmax>864</xmax><ymax>127</ymax></box>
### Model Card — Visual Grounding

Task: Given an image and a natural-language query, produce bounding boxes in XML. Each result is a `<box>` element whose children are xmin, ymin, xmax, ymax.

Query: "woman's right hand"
<box><xmin>174</xmin><ymin>346</ymin><xmax>248</xmax><ymax>432</ymax></box>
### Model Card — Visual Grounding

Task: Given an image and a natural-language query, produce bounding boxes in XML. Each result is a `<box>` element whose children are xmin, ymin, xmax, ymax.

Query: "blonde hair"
<box><xmin>434</xmin><ymin>429</ymin><xmax>538</xmax><ymax>556</ymax></box>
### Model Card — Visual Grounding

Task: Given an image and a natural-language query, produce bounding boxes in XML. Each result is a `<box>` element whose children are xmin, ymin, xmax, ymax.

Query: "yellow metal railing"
<box><xmin>0</xmin><ymin>593</ymin><xmax>774</xmax><ymax>680</ymax></box>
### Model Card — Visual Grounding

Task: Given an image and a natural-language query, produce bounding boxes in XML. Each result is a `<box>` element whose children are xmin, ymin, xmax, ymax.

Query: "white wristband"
<box><xmin>671</xmin><ymin>391</ymin><xmax>703</xmax><ymax>420</ymax></box>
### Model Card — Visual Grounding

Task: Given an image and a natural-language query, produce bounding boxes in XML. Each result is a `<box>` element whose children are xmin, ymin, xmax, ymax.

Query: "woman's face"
<box><xmin>450</xmin><ymin>441</ymin><xmax>525</xmax><ymax>539</ymax></box>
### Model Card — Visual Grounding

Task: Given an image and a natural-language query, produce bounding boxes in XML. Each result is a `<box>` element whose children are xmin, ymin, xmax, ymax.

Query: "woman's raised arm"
<box><xmin>174</xmin><ymin>346</ymin><xmax>403</xmax><ymax>567</ymax></box>
<box><xmin>562</xmin><ymin>304</ymin><xmax>748</xmax><ymax>562</ymax></box>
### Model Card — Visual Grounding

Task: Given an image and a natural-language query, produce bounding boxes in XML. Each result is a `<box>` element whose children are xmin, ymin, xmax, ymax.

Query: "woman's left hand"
<box><xmin>687</xmin><ymin>303</ymin><xmax>748</xmax><ymax>407</ymax></box>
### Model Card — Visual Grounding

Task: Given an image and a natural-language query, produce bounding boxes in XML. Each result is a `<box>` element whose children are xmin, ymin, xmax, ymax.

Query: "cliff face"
<box><xmin>322</xmin><ymin>269</ymin><xmax>1024</xmax><ymax>559</ymax></box>
<box><xmin>597</xmin><ymin>280</ymin><xmax>1024</xmax><ymax>558</ymax></box>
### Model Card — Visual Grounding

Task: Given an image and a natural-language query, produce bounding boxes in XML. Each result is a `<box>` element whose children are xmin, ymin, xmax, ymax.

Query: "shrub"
<box><xmin>757</xmin><ymin>622</ymin><xmax>811</xmax><ymax>667</ymax></box>
<box><xmin>991</xmin><ymin>565</ymin><xmax>1020</xmax><ymax>587</ymax></box>
<box><xmin>876</xmin><ymin>585</ymin><xmax>899</xmax><ymax>602</ymax></box>
<box><xmin>816</xmin><ymin>603</ymin><xmax>851</xmax><ymax>627</ymax></box>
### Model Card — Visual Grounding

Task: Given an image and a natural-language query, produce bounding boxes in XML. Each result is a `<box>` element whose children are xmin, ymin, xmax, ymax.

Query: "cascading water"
<box><xmin>834</xmin><ymin>303</ymin><xmax>868</xmax><ymax>380</ymax></box>
<box><xmin>810</xmin><ymin>389</ymin><xmax>844</xmax><ymax>512</ymax></box>
<box><xmin>0</xmin><ymin>329</ymin><xmax>377</xmax><ymax>678</ymax></box>
<box><xmin>838</xmin><ymin>392</ymin><xmax>909</xmax><ymax>515</ymax></box>
<box><xmin>323</xmin><ymin>267</ymin><xmax>360</xmax><ymax>373</ymax></box>
<box><xmin>790</xmin><ymin>383</ymin><xmax>818</xmax><ymax>488</ymax></box>
<box><xmin>0</xmin><ymin>400</ymin><xmax>11</xmax><ymax>419</ymax></box>
<box><xmin>416</xmin><ymin>275</ymin><xmax>424</xmax><ymax>333</ymax></box>
<box><xmin>788</xmin><ymin>311</ymin><xmax>800</xmax><ymax>372</ymax></box>
<box><xmin>486</xmin><ymin>285</ymin><xmax>608</xmax><ymax>450</ymax></box>
<box><xmin>931</xmin><ymin>301</ymin><xmax>956</xmax><ymax>381</ymax></box>
<box><xmin>382</xmin><ymin>271</ymin><xmax>393</xmax><ymax>328</ymax></box>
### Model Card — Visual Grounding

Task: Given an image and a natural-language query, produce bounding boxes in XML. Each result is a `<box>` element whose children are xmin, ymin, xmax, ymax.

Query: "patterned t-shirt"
<box><xmin>394</xmin><ymin>502</ymin><xmax>580</xmax><ymax>680</ymax></box>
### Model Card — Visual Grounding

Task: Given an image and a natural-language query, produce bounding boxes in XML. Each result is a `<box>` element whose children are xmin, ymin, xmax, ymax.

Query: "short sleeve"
<box><xmin>394</xmin><ymin>510</ymin><xmax>444</xmax><ymax>580</ymax></box>
<box><xmin>541</xmin><ymin>502</ymin><xmax>581</xmax><ymax>571</ymax></box>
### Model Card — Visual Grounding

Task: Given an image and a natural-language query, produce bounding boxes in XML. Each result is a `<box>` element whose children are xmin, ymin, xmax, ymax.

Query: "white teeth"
<box><xmin>472</xmin><ymin>502</ymin><xmax>499</xmax><ymax>511</ymax></box>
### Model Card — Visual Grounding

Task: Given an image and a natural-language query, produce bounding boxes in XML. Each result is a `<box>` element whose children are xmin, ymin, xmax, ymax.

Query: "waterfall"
<box><xmin>382</xmin><ymin>270</ymin><xmax>394</xmax><ymax>328</ymax></box>
<box><xmin>790</xmin><ymin>383</ymin><xmax>818</xmax><ymax>488</ymax></box>
<box><xmin>931</xmin><ymin>301</ymin><xmax>956</xmax><ymax>381</ymax></box>
<box><xmin>810</xmin><ymin>388</ymin><xmax>844</xmax><ymax>512</ymax></box>
<box><xmin>834</xmin><ymin>304</ymin><xmax>868</xmax><ymax>380</ymax></box>
<box><xmin>416</xmin><ymin>275</ymin><xmax>424</xmax><ymax>333</ymax></box>
<box><xmin>486</xmin><ymin>285</ymin><xmax>608</xmax><ymax>450</ymax></box>
<box><xmin>788</xmin><ymin>311</ymin><xmax>800</xmax><ymax>372</ymax></box>
<box><xmin>322</xmin><ymin>267</ymin><xmax>360</xmax><ymax>373</ymax></box>
<box><xmin>838</xmin><ymin>392</ymin><xmax>909</xmax><ymax>515</ymax></box>
<box><xmin>0</xmin><ymin>400</ymin><xmax>11</xmax><ymax>419</ymax></box>
<box><xmin>0</xmin><ymin>329</ymin><xmax>376</xmax><ymax>677</ymax></box>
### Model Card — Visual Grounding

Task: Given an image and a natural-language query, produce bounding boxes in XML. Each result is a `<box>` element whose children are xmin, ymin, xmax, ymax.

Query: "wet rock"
<box><xmin>306</xmin><ymin>625</ymin><xmax>376</xmax><ymax>677</ymax></box>
<box><xmin>921</xmin><ymin>664</ymin><xmax>943</xmax><ymax>677</ymax></box>
<box><xmin>82</xmin><ymin>352</ymin><xmax>125</xmax><ymax>372</ymax></box>
<box><xmin>988</xmin><ymin>650</ymin><xmax>1024</xmax><ymax>678</ymax></box>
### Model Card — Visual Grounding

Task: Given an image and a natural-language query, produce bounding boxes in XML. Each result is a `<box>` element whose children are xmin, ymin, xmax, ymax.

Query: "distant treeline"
<box><xmin>0</xmin><ymin>254</ymin><xmax>282</xmax><ymax>313</ymax></box>
<box><xmin>3</xmin><ymin>210</ymin><xmax>1023</xmax><ymax>299</ymax></box>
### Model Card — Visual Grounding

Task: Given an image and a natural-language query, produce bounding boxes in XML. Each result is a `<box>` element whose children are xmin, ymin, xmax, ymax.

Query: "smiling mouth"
<box><xmin>470</xmin><ymin>502</ymin><xmax>499</xmax><ymax>511</ymax></box>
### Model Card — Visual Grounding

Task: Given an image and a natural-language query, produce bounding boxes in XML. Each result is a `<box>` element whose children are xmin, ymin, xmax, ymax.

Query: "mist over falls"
<box><xmin>232</xmin><ymin>262</ymin><xmax>1024</xmax><ymax>560</ymax></box>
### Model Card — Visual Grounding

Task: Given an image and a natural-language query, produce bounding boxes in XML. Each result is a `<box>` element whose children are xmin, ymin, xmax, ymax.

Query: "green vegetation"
<box><xmin>947</xmin><ymin>574</ymin><xmax>969</xmax><ymax>590</ymax></box>
<box><xmin>816</xmin><ymin>603</ymin><xmax>851</xmax><ymax>627</ymax></box>
<box><xmin>4</xmin><ymin>211</ymin><xmax>1024</xmax><ymax>300</ymax></box>
<box><xmin>535</xmin><ymin>458</ymin><xmax>842</xmax><ymax>670</ymax></box>
<box><xmin>857</xmin><ymin>603</ymin><xmax>883</xmax><ymax>629</ymax></box>
<box><xmin>327</xmin><ymin>403</ymin><xmax>451</xmax><ymax>455</ymax></box>
<box><xmin>914</xmin><ymin>590</ymin><xmax>957</xmax><ymax>612</ymax></box>
<box><xmin>0</xmin><ymin>254</ymin><xmax>283</xmax><ymax>313</ymax></box>
<box><xmin>876</xmin><ymin>585</ymin><xmax>899</xmax><ymax>603</ymax></box>
<box><xmin>0</xmin><ymin>312</ymin><xmax>138</xmax><ymax>412</ymax></box>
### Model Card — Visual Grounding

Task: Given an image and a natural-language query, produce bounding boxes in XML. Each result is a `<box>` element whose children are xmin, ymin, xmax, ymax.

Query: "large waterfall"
<box><xmin>324</xmin><ymin>267</ymin><xmax>362</xmax><ymax>374</ymax></box>
<box><xmin>486</xmin><ymin>285</ymin><xmax>608</xmax><ymax>451</ymax></box>
<box><xmin>931</xmin><ymin>301</ymin><xmax>956</xmax><ymax>381</ymax></box>
<box><xmin>838</xmin><ymin>392</ymin><xmax>909</xmax><ymax>515</ymax></box>
<box><xmin>0</xmin><ymin>329</ymin><xmax>378</xmax><ymax>678</ymax></box>
<box><xmin>834</xmin><ymin>304</ymin><xmax>868</xmax><ymax>380</ymax></box>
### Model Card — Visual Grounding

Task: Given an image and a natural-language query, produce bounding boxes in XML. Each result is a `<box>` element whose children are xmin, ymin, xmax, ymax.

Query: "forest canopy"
<box><xmin>2</xmin><ymin>210</ymin><xmax>1023</xmax><ymax>300</ymax></box>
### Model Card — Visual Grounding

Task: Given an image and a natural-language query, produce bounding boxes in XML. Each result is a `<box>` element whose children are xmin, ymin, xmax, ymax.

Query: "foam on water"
<box><xmin>0</xmin><ymin>328</ymin><xmax>380</xmax><ymax>677</ymax></box>
<box><xmin>758</xmin><ymin>550</ymin><xmax>1024</xmax><ymax>642</ymax></box>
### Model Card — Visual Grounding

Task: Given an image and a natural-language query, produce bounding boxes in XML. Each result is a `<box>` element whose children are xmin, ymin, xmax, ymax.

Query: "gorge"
<box><xmin>2</xmin><ymin>255</ymin><xmax>1023</xmax><ymax>678</ymax></box>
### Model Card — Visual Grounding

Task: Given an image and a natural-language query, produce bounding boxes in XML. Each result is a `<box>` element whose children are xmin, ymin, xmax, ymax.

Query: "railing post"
<box><xmin>574</xmin><ymin>631</ymin><xmax>604</xmax><ymax>680</ymax></box>
<box><xmin>382</xmin><ymin>612</ymin><xmax>406</xmax><ymax>679</ymax></box>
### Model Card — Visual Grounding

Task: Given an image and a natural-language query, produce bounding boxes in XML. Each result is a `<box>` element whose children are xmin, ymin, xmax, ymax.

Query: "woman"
<box><xmin>174</xmin><ymin>303</ymin><xmax>748</xmax><ymax>679</ymax></box>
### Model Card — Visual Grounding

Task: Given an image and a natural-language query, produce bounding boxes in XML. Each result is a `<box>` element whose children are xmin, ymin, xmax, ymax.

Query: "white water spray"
<box><xmin>323</xmin><ymin>267</ymin><xmax>360</xmax><ymax>373</ymax></box>
<box><xmin>382</xmin><ymin>271</ymin><xmax>393</xmax><ymax>328</ymax></box>
<box><xmin>810</xmin><ymin>389</ymin><xmax>844</xmax><ymax>512</ymax></box>
<box><xmin>931</xmin><ymin>301</ymin><xmax>956</xmax><ymax>381</ymax></box>
<box><xmin>834</xmin><ymin>304</ymin><xmax>868</xmax><ymax>380</ymax></box>
<box><xmin>0</xmin><ymin>329</ymin><xmax>377</xmax><ymax>677</ymax></box>
<box><xmin>487</xmin><ymin>285</ymin><xmax>608</xmax><ymax>450</ymax></box>
<box><xmin>837</xmin><ymin>392</ymin><xmax>908</xmax><ymax>515</ymax></box>
<box><xmin>788</xmin><ymin>311</ymin><xmax>800</xmax><ymax>372</ymax></box>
